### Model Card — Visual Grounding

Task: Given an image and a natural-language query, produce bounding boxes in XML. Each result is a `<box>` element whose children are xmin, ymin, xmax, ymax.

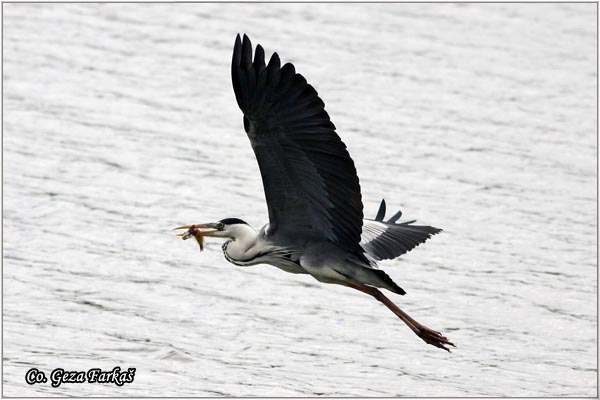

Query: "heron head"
<box><xmin>173</xmin><ymin>218</ymin><xmax>253</xmax><ymax>251</ymax></box>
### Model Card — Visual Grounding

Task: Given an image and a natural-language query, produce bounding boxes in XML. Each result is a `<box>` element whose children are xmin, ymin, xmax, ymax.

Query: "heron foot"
<box><xmin>415</xmin><ymin>325</ymin><xmax>455</xmax><ymax>352</ymax></box>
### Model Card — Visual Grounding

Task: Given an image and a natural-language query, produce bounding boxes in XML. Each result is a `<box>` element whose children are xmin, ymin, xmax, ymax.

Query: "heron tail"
<box><xmin>341</xmin><ymin>255</ymin><xmax>407</xmax><ymax>295</ymax></box>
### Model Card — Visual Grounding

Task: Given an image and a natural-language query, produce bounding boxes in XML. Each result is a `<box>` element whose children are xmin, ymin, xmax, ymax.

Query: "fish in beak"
<box><xmin>173</xmin><ymin>222</ymin><xmax>224</xmax><ymax>251</ymax></box>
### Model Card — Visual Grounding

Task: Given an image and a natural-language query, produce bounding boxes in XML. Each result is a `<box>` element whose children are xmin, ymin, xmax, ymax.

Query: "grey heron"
<box><xmin>175</xmin><ymin>34</ymin><xmax>454</xmax><ymax>351</ymax></box>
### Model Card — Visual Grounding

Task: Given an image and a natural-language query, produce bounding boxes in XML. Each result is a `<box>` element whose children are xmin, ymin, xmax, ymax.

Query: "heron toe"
<box><xmin>415</xmin><ymin>325</ymin><xmax>455</xmax><ymax>352</ymax></box>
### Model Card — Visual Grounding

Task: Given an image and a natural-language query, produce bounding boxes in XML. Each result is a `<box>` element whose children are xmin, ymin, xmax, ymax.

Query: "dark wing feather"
<box><xmin>362</xmin><ymin>199</ymin><xmax>442</xmax><ymax>261</ymax></box>
<box><xmin>231</xmin><ymin>34</ymin><xmax>365</xmax><ymax>257</ymax></box>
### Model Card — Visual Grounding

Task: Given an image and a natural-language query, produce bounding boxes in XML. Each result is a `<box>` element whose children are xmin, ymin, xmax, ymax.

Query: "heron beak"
<box><xmin>173</xmin><ymin>223</ymin><xmax>222</xmax><ymax>251</ymax></box>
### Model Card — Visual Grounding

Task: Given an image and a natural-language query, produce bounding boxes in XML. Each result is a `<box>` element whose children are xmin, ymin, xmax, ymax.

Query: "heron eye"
<box><xmin>218</xmin><ymin>223</ymin><xmax>225</xmax><ymax>230</ymax></box>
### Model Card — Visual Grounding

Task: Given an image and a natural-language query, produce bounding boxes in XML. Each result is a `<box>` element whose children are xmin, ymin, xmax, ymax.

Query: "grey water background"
<box><xmin>3</xmin><ymin>3</ymin><xmax>597</xmax><ymax>396</ymax></box>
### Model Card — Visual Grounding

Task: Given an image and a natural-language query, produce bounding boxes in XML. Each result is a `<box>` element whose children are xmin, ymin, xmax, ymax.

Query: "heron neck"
<box><xmin>224</xmin><ymin>225</ymin><xmax>259</xmax><ymax>261</ymax></box>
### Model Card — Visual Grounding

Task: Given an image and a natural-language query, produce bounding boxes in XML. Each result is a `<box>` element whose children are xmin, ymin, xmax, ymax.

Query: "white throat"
<box><xmin>222</xmin><ymin>224</ymin><xmax>259</xmax><ymax>263</ymax></box>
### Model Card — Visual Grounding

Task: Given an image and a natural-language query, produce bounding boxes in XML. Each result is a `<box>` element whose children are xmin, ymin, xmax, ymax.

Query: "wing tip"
<box><xmin>375</xmin><ymin>199</ymin><xmax>386</xmax><ymax>221</ymax></box>
<box><xmin>254</xmin><ymin>44</ymin><xmax>266</xmax><ymax>70</ymax></box>
<box><xmin>233</xmin><ymin>34</ymin><xmax>246</xmax><ymax>71</ymax></box>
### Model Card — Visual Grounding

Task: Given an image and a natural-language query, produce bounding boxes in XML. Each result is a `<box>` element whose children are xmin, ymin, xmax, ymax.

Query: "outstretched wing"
<box><xmin>231</xmin><ymin>34</ymin><xmax>365</xmax><ymax>257</ymax></box>
<box><xmin>361</xmin><ymin>199</ymin><xmax>442</xmax><ymax>261</ymax></box>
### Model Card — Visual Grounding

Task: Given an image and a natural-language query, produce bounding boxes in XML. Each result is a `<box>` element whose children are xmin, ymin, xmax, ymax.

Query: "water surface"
<box><xmin>3</xmin><ymin>3</ymin><xmax>597</xmax><ymax>396</ymax></box>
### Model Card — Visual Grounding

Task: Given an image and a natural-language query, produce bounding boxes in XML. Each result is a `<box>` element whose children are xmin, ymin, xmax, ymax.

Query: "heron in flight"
<box><xmin>175</xmin><ymin>34</ymin><xmax>454</xmax><ymax>351</ymax></box>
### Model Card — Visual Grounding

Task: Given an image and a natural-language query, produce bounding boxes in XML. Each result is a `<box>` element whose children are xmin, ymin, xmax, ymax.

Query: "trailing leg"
<box><xmin>345</xmin><ymin>277</ymin><xmax>455</xmax><ymax>351</ymax></box>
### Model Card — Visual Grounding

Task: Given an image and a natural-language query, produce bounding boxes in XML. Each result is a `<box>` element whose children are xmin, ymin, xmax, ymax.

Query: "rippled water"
<box><xmin>3</xmin><ymin>3</ymin><xmax>597</xmax><ymax>396</ymax></box>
